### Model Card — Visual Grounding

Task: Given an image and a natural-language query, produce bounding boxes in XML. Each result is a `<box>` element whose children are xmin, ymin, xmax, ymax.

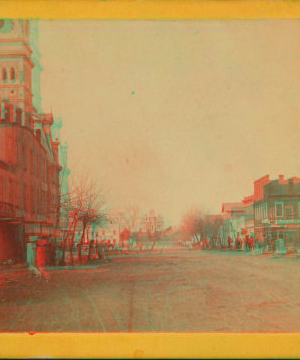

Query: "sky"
<box><xmin>38</xmin><ymin>20</ymin><xmax>300</xmax><ymax>226</ymax></box>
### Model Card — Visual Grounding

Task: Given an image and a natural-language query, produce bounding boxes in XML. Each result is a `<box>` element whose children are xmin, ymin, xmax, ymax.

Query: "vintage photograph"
<box><xmin>0</xmin><ymin>19</ymin><xmax>299</xmax><ymax>333</ymax></box>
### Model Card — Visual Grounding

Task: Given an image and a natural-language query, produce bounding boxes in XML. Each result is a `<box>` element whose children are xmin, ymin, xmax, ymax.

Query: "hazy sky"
<box><xmin>39</xmin><ymin>20</ymin><xmax>300</xmax><ymax>226</ymax></box>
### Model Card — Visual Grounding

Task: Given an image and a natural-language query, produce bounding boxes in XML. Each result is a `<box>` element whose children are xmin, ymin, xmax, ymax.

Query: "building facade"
<box><xmin>0</xmin><ymin>19</ymin><xmax>65</xmax><ymax>265</ymax></box>
<box><xmin>95</xmin><ymin>220</ymin><xmax>120</xmax><ymax>246</ymax></box>
<box><xmin>221</xmin><ymin>199</ymin><xmax>254</xmax><ymax>239</ymax></box>
<box><xmin>138</xmin><ymin>210</ymin><xmax>164</xmax><ymax>235</ymax></box>
<box><xmin>254</xmin><ymin>175</ymin><xmax>300</xmax><ymax>252</ymax></box>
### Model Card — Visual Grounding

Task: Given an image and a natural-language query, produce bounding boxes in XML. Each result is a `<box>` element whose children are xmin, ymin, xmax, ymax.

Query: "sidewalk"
<box><xmin>0</xmin><ymin>248</ymin><xmax>179</xmax><ymax>277</ymax></box>
<box><xmin>46</xmin><ymin>249</ymin><xmax>179</xmax><ymax>271</ymax></box>
<box><xmin>182</xmin><ymin>247</ymin><xmax>300</xmax><ymax>258</ymax></box>
<box><xmin>0</xmin><ymin>265</ymin><xmax>30</xmax><ymax>285</ymax></box>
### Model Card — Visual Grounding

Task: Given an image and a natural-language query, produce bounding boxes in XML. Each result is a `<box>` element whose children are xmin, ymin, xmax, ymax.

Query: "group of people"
<box><xmin>180</xmin><ymin>234</ymin><xmax>268</xmax><ymax>253</ymax></box>
<box><xmin>226</xmin><ymin>235</ymin><xmax>260</xmax><ymax>251</ymax></box>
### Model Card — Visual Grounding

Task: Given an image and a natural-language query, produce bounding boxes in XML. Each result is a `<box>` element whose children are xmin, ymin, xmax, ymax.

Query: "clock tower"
<box><xmin>0</xmin><ymin>19</ymin><xmax>35</xmax><ymax>127</ymax></box>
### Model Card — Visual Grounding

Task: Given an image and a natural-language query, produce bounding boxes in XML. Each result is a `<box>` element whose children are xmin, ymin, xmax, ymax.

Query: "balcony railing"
<box><xmin>261</xmin><ymin>218</ymin><xmax>300</xmax><ymax>225</ymax></box>
<box><xmin>0</xmin><ymin>201</ymin><xmax>21</xmax><ymax>219</ymax></box>
<box><xmin>276</xmin><ymin>219</ymin><xmax>300</xmax><ymax>225</ymax></box>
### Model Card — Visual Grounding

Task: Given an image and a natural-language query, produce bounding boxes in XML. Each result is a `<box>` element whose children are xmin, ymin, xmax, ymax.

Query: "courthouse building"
<box><xmin>0</xmin><ymin>19</ymin><xmax>68</xmax><ymax>265</ymax></box>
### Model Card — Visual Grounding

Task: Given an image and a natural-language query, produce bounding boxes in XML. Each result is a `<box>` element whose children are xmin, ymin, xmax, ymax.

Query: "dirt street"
<box><xmin>0</xmin><ymin>250</ymin><xmax>299</xmax><ymax>332</ymax></box>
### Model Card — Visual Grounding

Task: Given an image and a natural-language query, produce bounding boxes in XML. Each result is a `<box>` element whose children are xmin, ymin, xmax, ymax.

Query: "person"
<box><xmin>88</xmin><ymin>240</ymin><xmax>98</xmax><ymax>263</ymax></box>
<box><xmin>245</xmin><ymin>235</ymin><xmax>249</xmax><ymax>251</ymax></box>
<box><xmin>271</xmin><ymin>236</ymin><xmax>276</xmax><ymax>256</ymax></box>
<box><xmin>228</xmin><ymin>236</ymin><xmax>232</xmax><ymax>250</ymax></box>
<box><xmin>250</xmin><ymin>236</ymin><xmax>254</xmax><ymax>250</ymax></box>
<box><xmin>248</xmin><ymin>236</ymin><xmax>252</xmax><ymax>251</ymax></box>
<box><xmin>234</xmin><ymin>236</ymin><xmax>238</xmax><ymax>250</ymax></box>
<box><xmin>258</xmin><ymin>237</ymin><xmax>263</xmax><ymax>254</ymax></box>
<box><xmin>240</xmin><ymin>235</ymin><xmax>244</xmax><ymax>251</ymax></box>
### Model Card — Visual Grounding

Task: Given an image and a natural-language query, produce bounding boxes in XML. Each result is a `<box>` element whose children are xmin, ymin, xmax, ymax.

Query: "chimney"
<box><xmin>278</xmin><ymin>174</ymin><xmax>284</xmax><ymax>183</ymax></box>
<box><xmin>289</xmin><ymin>178</ymin><xmax>294</xmax><ymax>185</ymax></box>
<box><xmin>36</xmin><ymin>129</ymin><xmax>41</xmax><ymax>143</ymax></box>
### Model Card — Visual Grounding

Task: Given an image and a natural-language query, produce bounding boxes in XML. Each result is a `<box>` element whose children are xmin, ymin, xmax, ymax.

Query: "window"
<box><xmin>39</xmin><ymin>155</ymin><xmax>42</xmax><ymax>179</ymax></box>
<box><xmin>32</xmin><ymin>150</ymin><xmax>35</xmax><ymax>175</ymax></box>
<box><xmin>36</xmin><ymin>188</ymin><xmax>39</xmax><ymax>215</ymax></box>
<box><xmin>2</xmin><ymin>177</ymin><xmax>6</xmax><ymax>203</ymax></box>
<box><xmin>42</xmin><ymin>159</ymin><xmax>45</xmax><ymax>181</ymax></box>
<box><xmin>275</xmin><ymin>202</ymin><xmax>283</xmax><ymax>218</ymax></box>
<box><xmin>17</xmin><ymin>143</ymin><xmax>22</xmax><ymax>167</ymax></box>
<box><xmin>30</xmin><ymin>149</ymin><xmax>33</xmax><ymax>174</ymax></box>
<box><xmin>263</xmin><ymin>203</ymin><xmax>268</xmax><ymax>219</ymax></box>
<box><xmin>19</xmin><ymin>70</ymin><xmax>24</xmax><ymax>83</ymax></box>
<box><xmin>10</xmin><ymin>67</ymin><xmax>15</xmax><ymax>82</ymax></box>
<box><xmin>48</xmin><ymin>192</ymin><xmax>51</xmax><ymax>215</ymax></box>
<box><xmin>14</xmin><ymin>181</ymin><xmax>18</xmax><ymax>205</ymax></box>
<box><xmin>36</xmin><ymin>154</ymin><xmax>39</xmax><ymax>177</ymax></box>
<box><xmin>8</xmin><ymin>179</ymin><xmax>13</xmax><ymax>204</ymax></box>
<box><xmin>45</xmin><ymin>161</ymin><xmax>47</xmax><ymax>181</ymax></box>
<box><xmin>28</xmin><ymin>186</ymin><xmax>32</xmax><ymax>214</ymax></box>
<box><xmin>43</xmin><ymin>191</ymin><xmax>47</xmax><ymax>216</ymax></box>
<box><xmin>18</xmin><ymin>182</ymin><xmax>22</xmax><ymax>209</ymax></box>
<box><xmin>285</xmin><ymin>206</ymin><xmax>293</xmax><ymax>220</ymax></box>
<box><xmin>39</xmin><ymin>189</ymin><xmax>43</xmax><ymax>215</ymax></box>
<box><xmin>23</xmin><ymin>145</ymin><xmax>26</xmax><ymax>171</ymax></box>
<box><xmin>32</xmin><ymin>188</ymin><xmax>35</xmax><ymax>215</ymax></box>
<box><xmin>23</xmin><ymin>184</ymin><xmax>27</xmax><ymax>212</ymax></box>
<box><xmin>2</xmin><ymin>68</ymin><xmax>7</xmax><ymax>82</ymax></box>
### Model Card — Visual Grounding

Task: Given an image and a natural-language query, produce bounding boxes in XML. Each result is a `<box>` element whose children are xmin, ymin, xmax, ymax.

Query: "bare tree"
<box><xmin>77</xmin><ymin>182</ymin><xmax>110</xmax><ymax>265</ymax></box>
<box><xmin>125</xmin><ymin>204</ymin><xmax>141</xmax><ymax>231</ymax></box>
<box><xmin>180</xmin><ymin>207</ymin><xmax>207</xmax><ymax>246</ymax></box>
<box><xmin>58</xmin><ymin>183</ymin><xmax>86</xmax><ymax>266</ymax></box>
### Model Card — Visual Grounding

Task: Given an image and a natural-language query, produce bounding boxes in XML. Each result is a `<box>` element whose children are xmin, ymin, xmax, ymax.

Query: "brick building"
<box><xmin>0</xmin><ymin>19</ymin><xmax>65</xmax><ymax>265</ymax></box>
<box><xmin>254</xmin><ymin>174</ymin><xmax>300</xmax><ymax>252</ymax></box>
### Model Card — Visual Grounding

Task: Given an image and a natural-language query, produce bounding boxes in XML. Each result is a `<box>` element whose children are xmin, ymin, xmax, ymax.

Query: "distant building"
<box><xmin>138</xmin><ymin>210</ymin><xmax>164</xmax><ymax>235</ymax></box>
<box><xmin>94</xmin><ymin>220</ymin><xmax>120</xmax><ymax>247</ymax></box>
<box><xmin>221</xmin><ymin>199</ymin><xmax>254</xmax><ymax>238</ymax></box>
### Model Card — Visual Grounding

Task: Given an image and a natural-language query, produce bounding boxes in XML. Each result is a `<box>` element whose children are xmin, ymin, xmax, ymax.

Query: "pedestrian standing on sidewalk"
<box><xmin>271</xmin><ymin>236</ymin><xmax>277</xmax><ymax>256</ymax></box>
<box><xmin>245</xmin><ymin>235</ymin><xmax>249</xmax><ymax>251</ymax></box>
<box><xmin>234</xmin><ymin>235</ymin><xmax>237</xmax><ymax>250</ymax></box>
<box><xmin>88</xmin><ymin>240</ymin><xmax>98</xmax><ymax>264</ymax></box>
<box><xmin>258</xmin><ymin>236</ymin><xmax>263</xmax><ymax>254</ymax></box>
<box><xmin>227</xmin><ymin>236</ymin><xmax>232</xmax><ymax>250</ymax></box>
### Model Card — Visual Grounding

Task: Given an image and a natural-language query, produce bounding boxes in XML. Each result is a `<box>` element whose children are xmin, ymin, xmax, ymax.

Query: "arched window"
<box><xmin>23</xmin><ymin>145</ymin><xmax>26</xmax><ymax>171</ymax></box>
<box><xmin>2</xmin><ymin>68</ymin><xmax>7</xmax><ymax>82</ymax></box>
<box><xmin>10</xmin><ymin>67</ymin><xmax>15</xmax><ymax>81</ymax></box>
